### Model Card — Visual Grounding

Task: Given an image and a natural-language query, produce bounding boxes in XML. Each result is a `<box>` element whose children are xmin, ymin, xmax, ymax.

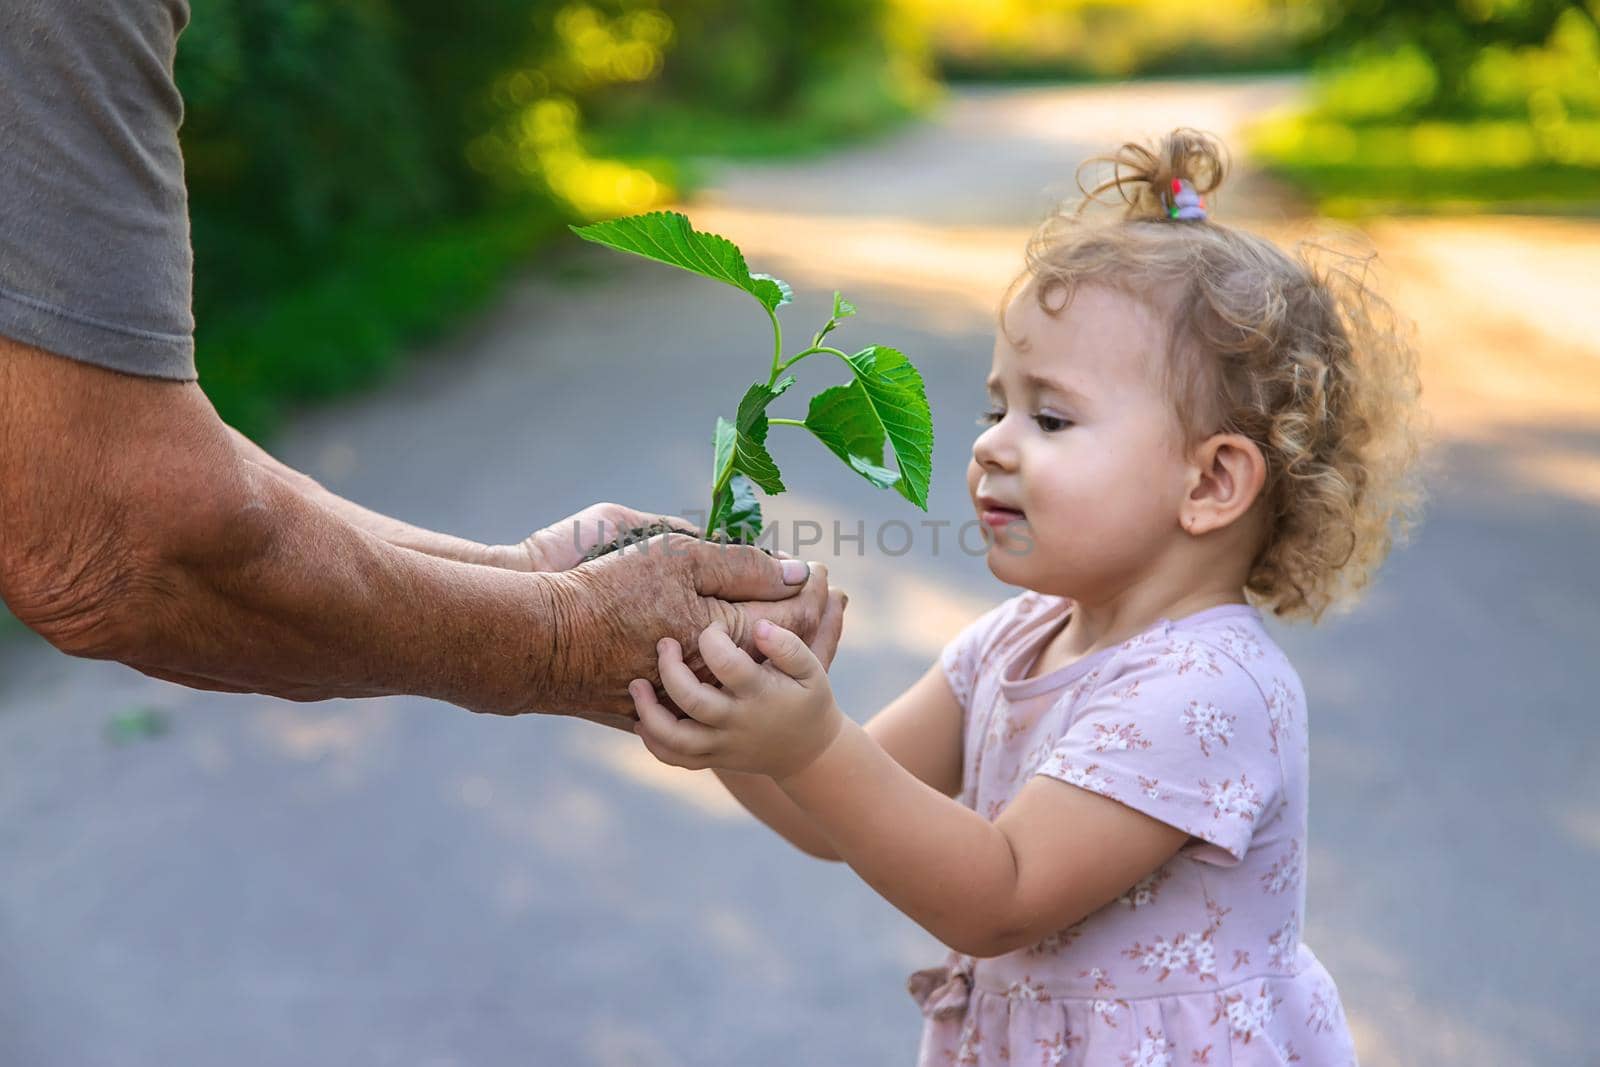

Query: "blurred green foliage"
<box><xmin>174</xmin><ymin>0</ymin><xmax>931</xmax><ymax>439</ymax></box>
<box><xmin>168</xmin><ymin>0</ymin><xmax>1596</xmax><ymax>440</ymax></box>
<box><xmin>590</xmin><ymin>1</ymin><xmax>933</xmax><ymax>172</ymax></box>
<box><xmin>178</xmin><ymin>0</ymin><xmax>440</xmax><ymax>315</ymax></box>
<box><xmin>650</xmin><ymin>0</ymin><xmax>932</xmax><ymax>125</ymax></box>
<box><xmin>894</xmin><ymin>0</ymin><xmax>1323</xmax><ymax>81</ymax></box>
<box><xmin>897</xmin><ymin>0</ymin><xmax>1598</xmax><ymax>213</ymax></box>
<box><xmin>1251</xmin><ymin>2</ymin><xmax>1600</xmax><ymax>213</ymax></box>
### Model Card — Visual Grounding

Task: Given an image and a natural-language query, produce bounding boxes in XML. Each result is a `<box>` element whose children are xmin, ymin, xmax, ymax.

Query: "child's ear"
<box><xmin>1180</xmin><ymin>433</ymin><xmax>1267</xmax><ymax>536</ymax></box>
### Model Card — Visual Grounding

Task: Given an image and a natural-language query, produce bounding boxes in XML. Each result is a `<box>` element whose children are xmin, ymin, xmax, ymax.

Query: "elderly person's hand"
<box><xmin>530</xmin><ymin>533</ymin><xmax>839</xmax><ymax>731</ymax></box>
<box><xmin>507</xmin><ymin>501</ymin><xmax>692</xmax><ymax>573</ymax></box>
<box><xmin>499</xmin><ymin>506</ymin><xmax>847</xmax><ymax>733</ymax></box>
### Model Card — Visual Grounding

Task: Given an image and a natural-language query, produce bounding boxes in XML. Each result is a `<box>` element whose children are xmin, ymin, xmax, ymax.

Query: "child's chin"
<box><xmin>984</xmin><ymin>542</ymin><xmax>1034</xmax><ymax>582</ymax></box>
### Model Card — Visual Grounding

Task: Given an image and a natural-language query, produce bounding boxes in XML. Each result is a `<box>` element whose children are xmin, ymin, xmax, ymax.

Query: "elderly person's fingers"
<box><xmin>657</xmin><ymin>636</ymin><xmax>734</xmax><ymax>726</ymax></box>
<box><xmin>686</xmin><ymin>537</ymin><xmax>810</xmax><ymax>601</ymax></box>
<box><xmin>739</xmin><ymin>562</ymin><xmax>829</xmax><ymax>653</ymax></box>
<box><xmin>806</xmin><ymin>588</ymin><xmax>848</xmax><ymax>671</ymax></box>
<box><xmin>518</xmin><ymin>503</ymin><xmax>699</xmax><ymax>573</ymax></box>
<box><xmin>533</xmin><ymin>531</ymin><xmax>815</xmax><ymax>719</ymax></box>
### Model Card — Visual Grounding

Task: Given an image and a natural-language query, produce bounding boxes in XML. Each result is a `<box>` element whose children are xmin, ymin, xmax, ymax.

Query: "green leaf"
<box><xmin>754</xmin><ymin>273</ymin><xmax>794</xmax><ymax>309</ymax></box>
<box><xmin>712</xmin><ymin>416</ymin><xmax>736</xmax><ymax>485</ymax></box>
<box><xmin>571</xmin><ymin>212</ymin><xmax>791</xmax><ymax>312</ymax></box>
<box><xmin>710</xmin><ymin>376</ymin><xmax>795</xmax><ymax>532</ymax></box>
<box><xmin>713</xmin><ymin>414</ymin><xmax>785</xmax><ymax>497</ymax></box>
<box><xmin>803</xmin><ymin>345</ymin><xmax>932</xmax><ymax>509</ymax></box>
<box><xmin>735</xmin><ymin>375</ymin><xmax>795</xmax><ymax>444</ymax></box>
<box><xmin>736</xmin><ymin>434</ymin><xmax>784</xmax><ymax>495</ymax></box>
<box><xmin>832</xmin><ymin>291</ymin><xmax>856</xmax><ymax>319</ymax></box>
<box><xmin>804</xmin><ymin>384</ymin><xmax>902</xmax><ymax>490</ymax></box>
<box><xmin>736</xmin><ymin>383</ymin><xmax>771</xmax><ymax>443</ymax></box>
<box><xmin>724</xmin><ymin>473</ymin><xmax>763</xmax><ymax>541</ymax></box>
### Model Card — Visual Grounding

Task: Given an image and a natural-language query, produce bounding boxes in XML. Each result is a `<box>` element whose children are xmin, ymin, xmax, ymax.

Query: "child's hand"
<box><xmin>629</xmin><ymin>619</ymin><xmax>844</xmax><ymax>781</ymax></box>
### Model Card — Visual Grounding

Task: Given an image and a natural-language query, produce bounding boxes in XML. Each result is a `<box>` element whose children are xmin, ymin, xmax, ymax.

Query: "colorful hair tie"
<box><xmin>1166</xmin><ymin>178</ymin><xmax>1206</xmax><ymax>221</ymax></box>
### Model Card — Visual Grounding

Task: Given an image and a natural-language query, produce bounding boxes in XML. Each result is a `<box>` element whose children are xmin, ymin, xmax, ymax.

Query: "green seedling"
<box><xmin>571</xmin><ymin>211</ymin><xmax>933</xmax><ymax>544</ymax></box>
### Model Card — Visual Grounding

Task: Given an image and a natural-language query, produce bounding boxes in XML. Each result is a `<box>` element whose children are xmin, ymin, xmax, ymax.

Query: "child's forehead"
<box><xmin>992</xmin><ymin>285</ymin><xmax>1169</xmax><ymax>391</ymax></box>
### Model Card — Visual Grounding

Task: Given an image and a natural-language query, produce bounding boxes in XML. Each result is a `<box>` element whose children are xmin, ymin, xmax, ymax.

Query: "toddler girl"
<box><xmin>627</xmin><ymin>129</ymin><xmax>1421</xmax><ymax>1066</ymax></box>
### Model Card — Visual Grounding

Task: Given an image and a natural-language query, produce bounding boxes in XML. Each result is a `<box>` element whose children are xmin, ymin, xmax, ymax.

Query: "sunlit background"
<box><xmin>2</xmin><ymin>2</ymin><xmax>1596</xmax><ymax>1065</ymax></box>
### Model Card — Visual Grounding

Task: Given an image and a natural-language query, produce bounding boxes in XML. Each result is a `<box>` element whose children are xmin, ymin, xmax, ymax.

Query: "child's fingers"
<box><xmin>698</xmin><ymin>622</ymin><xmax>764</xmax><ymax>697</ymax></box>
<box><xmin>656</xmin><ymin>636</ymin><xmax>732</xmax><ymax>726</ymax></box>
<box><xmin>753</xmin><ymin>620</ymin><xmax>824</xmax><ymax>685</ymax></box>
<box><xmin>630</xmin><ymin>679</ymin><xmax>718</xmax><ymax>768</ymax></box>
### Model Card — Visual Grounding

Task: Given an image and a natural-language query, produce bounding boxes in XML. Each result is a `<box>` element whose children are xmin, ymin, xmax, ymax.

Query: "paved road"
<box><xmin>4</xmin><ymin>79</ymin><xmax>1597</xmax><ymax>1066</ymax></box>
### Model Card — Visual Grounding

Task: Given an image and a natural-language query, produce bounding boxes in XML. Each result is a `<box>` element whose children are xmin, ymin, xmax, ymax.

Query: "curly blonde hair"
<box><xmin>1011</xmin><ymin>129</ymin><xmax>1424</xmax><ymax>622</ymax></box>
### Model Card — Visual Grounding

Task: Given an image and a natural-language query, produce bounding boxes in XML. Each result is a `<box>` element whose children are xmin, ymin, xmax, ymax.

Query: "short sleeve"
<box><xmin>1034</xmin><ymin>634</ymin><xmax>1283</xmax><ymax>866</ymax></box>
<box><xmin>0</xmin><ymin>1</ymin><xmax>197</xmax><ymax>379</ymax></box>
<box><xmin>939</xmin><ymin>594</ymin><xmax>1030</xmax><ymax>713</ymax></box>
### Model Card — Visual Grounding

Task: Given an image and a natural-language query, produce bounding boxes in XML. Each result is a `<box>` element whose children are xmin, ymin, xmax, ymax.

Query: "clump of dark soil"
<box><xmin>579</xmin><ymin>520</ymin><xmax>765</xmax><ymax>564</ymax></box>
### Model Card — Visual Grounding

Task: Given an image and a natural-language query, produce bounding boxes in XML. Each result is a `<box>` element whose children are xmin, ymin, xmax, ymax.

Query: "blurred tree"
<box><xmin>1313</xmin><ymin>0</ymin><xmax>1597</xmax><ymax>118</ymax></box>
<box><xmin>178</xmin><ymin>0</ymin><xmax>442</xmax><ymax>318</ymax></box>
<box><xmin>1251</xmin><ymin>1</ymin><xmax>1599</xmax><ymax>211</ymax></box>
<box><xmin>659</xmin><ymin>0</ymin><xmax>896</xmax><ymax>111</ymax></box>
<box><xmin>383</xmin><ymin>0</ymin><xmax>556</xmax><ymax>211</ymax></box>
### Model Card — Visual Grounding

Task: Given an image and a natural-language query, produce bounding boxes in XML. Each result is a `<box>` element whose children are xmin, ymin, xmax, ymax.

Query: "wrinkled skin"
<box><xmin>534</xmin><ymin>532</ymin><xmax>844</xmax><ymax>732</ymax></box>
<box><xmin>512</xmin><ymin>502</ymin><xmax>692</xmax><ymax>574</ymax></box>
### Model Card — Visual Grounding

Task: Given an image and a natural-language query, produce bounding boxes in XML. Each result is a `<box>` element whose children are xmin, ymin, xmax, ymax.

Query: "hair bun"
<box><xmin>1079</xmin><ymin>128</ymin><xmax>1229</xmax><ymax>221</ymax></box>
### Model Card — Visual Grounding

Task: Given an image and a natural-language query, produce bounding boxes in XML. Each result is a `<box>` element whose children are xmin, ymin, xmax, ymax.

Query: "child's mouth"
<box><xmin>979</xmin><ymin>505</ymin><xmax>1025</xmax><ymax>528</ymax></box>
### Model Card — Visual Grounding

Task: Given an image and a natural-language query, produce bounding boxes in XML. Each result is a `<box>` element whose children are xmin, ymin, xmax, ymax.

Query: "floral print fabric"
<box><xmin>914</xmin><ymin>592</ymin><xmax>1358</xmax><ymax>1066</ymax></box>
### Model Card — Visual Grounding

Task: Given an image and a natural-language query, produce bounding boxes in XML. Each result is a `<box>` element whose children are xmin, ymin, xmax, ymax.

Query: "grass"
<box><xmin>1249</xmin><ymin>115</ymin><xmax>1600</xmax><ymax>217</ymax></box>
<box><xmin>1257</xmin><ymin>161</ymin><xmax>1600</xmax><ymax>217</ymax></box>
<box><xmin>1245</xmin><ymin>16</ymin><xmax>1600</xmax><ymax>218</ymax></box>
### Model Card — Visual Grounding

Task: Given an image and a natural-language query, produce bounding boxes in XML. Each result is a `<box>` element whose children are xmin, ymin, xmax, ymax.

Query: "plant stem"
<box><xmin>712</xmin><ymin>303</ymin><xmax>790</xmax><ymax>527</ymax></box>
<box><xmin>721</xmin><ymin>312</ymin><xmax>851</xmax><ymax>532</ymax></box>
<box><xmin>766</xmin><ymin>305</ymin><xmax>784</xmax><ymax>385</ymax></box>
<box><xmin>777</xmin><ymin>344</ymin><xmax>849</xmax><ymax>376</ymax></box>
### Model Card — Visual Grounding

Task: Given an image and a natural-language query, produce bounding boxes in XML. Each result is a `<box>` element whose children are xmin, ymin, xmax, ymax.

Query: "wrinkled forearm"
<box><xmin>79</xmin><ymin>463</ymin><xmax>567</xmax><ymax>715</ymax></box>
<box><xmin>0</xmin><ymin>340</ymin><xmax>573</xmax><ymax>714</ymax></box>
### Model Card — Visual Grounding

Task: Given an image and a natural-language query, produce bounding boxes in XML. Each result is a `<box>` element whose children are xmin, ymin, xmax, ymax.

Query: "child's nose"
<box><xmin>972</xmin><ymin>424</ymin><xmax>1017</xmax><ymax>471</ymax></box>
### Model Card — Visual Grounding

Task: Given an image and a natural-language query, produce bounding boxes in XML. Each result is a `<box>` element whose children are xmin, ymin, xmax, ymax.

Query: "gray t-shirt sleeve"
<box><xmin>0</xmin><ymin>0</ymin><xmax>197</xmax><ymax>380</ymax></box>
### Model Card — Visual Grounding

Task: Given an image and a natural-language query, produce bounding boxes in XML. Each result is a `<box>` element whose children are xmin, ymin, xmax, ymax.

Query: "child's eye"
<box><xmin>976</xmin><ymin>409</ymin><xmax>1004</xmax><ymax>427</ymax></box>
<box><xmin>1035</xmin><ymin>414</ymin><xmax>1073</xmax><ymax>432</ymax></box>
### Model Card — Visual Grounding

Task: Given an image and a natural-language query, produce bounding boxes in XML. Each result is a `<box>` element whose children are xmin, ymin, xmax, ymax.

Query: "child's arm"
<box><xmin>713</xmin><ymin>769</ymin><xmax>832</xmax><ymax>856</ymax></box>
<box><xmin>709</xmin><ymin>661</ymin><xmax>964</xmax><ymax>861</ymax></box>
<box><xmin>630</xmin><ymin>621</ymin><xmax>1189</xmax><ymax>959</ymax></box>
<box><xmin>775</xmin><ymin>716</ymin><xmax>1188</xmax><ymax>957</ymax></box>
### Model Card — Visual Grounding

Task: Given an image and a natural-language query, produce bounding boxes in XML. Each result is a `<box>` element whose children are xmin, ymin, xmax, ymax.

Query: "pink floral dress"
<box><xmin>912</xmin><ymin>592</ymin><xmax>1358</xmax><ymax>1066</ymax></box>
